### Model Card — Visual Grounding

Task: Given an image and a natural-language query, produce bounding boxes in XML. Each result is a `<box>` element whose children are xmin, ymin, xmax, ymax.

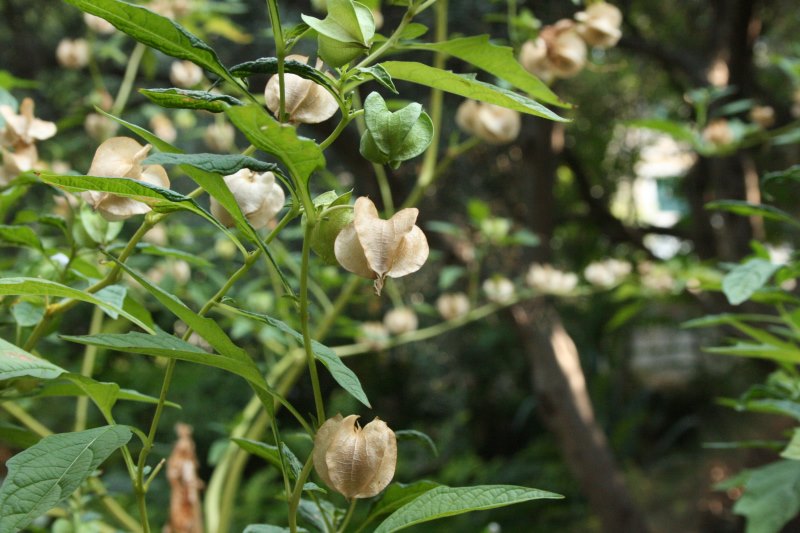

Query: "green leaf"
<box><xmin>732</xmin><ymin>460</ymin><xmax>800</xmax><ymax>533</ymax></box>
<box><xmin>706</xmin><ymin>200</ymin><xmax>800</xmax><ymax>228</ymax></box>
<box><xmin>139</xmin><ymin>88</ymin><xmax>243</xmax><ymax>113</ymax></box>
<box><xmin>722</xmin><ymin>259</ymin><xmax>781</xmax><ymax>306</ymax></box>
<box><xmin>302</xmin><ymin>0</ymin><xmax>375</xmax><ymax>67</ymax></box>
<box><xmin>395</xmin><ymin>429</ymin><xmax>438</xmax><ymax>457</ymax></box>
<box><xmin>60</xmin><ymin>331</ymin><xmax>262</xmax><ymax>385</ymax></box>
<box><xmin>232</xmin><ymin>438</ymin><xmax>285</xmax><ymax>471</ymax></box>
<box><xmin>63</xmin><ymin>0</ymin><xmax>240</xmax><ymax>88</ymax></box>
<box><xmin>0</xmin><ymin>278</ymin><xmax>154</xmax><ymax>333</ymax></box>
<box><xmin>374</xmin><ymin>485</ymin><xmax>563</xmax><ymax>532</ymax></box>
<box><xmin>627</xmin><ymin>118</ymin><xmax>698</xmax><ymax>144</ymax></box>
<box><xmin>225</xmin><ymin>306</ymin><xmax>371</xmax><ymax>408</ymax></box>
<box><xmin>79</xmin><ymin>204</ymin><xmax>123</xmax><ymax>244</ymax></box>
<box><xmin>0</xmin><ymin>337</ymin><xmax>65</xmax><ymax>381</ymax></box>
<box><xmin>0</xmin><ymin>425</ymin><xmax>132</xmax><ymax>533</ymax></box>
<box><xmin>360</xmin><ymin>92</ymin><xmax>433</xmax><ymax>168</ymax></box>
<box><xmin>405</xmin><ymin>35</ymin><xmax>565</xmax><ymax>107</ymax></box>
<box><xmin>11</xmin><ymin>300</ymin><xmax>45</xmax><ymax>328</ymax></box>
<box><xmin>144</xmin><ymin>153</ymin><xmax>281</xmax><ymax>176</ymax></box>
<box><xmin>367</xmin><ymin>481</ymin><xmax>440</xmax><ymax>525</ymax></box>
<box><xmin>229</xmin><ymin>57</ymin><xmax>340</xmax><ymax>103</ymax></box>
<box><xmin>763</xmin><ymin>165</ymin><xmax>800</xmax><ymax>185</ymax></box>
<box><xmin>243</xmin><ymin>526</ymin><xmax>297</xmax><ymax>533</ymax></box>
<box><xmin>225</xmin><ymin>105</ymin><xmax>325</xmax><ymax>183</ymax></box>
<box><xmin>94</xmin><ymin>285</ymin><xmax>127</xmax><ymax>320</ymax></box>
<box><xmin>35</xmin><ymin>378</ymin><xmax>179</xmax><ymax>410</ymax></box>
<box><xmin>380</xmin><ymin>61</ymin><xmax>567</xmax><ymax>122</ymax></box>
<box><xmin>92</xmin><ymin>108</ymin><xmax>290</xmax><ymax>294</ymax></box>
<box><xmin>110</xmin><ymin>242</ymin><xmax>212</xmax><ymax>267</ymax></box>
<box><xmin>781</xmin><ymin>428</ymin><xmax>800</xmax><ymax>460</ymax></box>
<box><xmin>0</xmin><ymin>225</ymin><xmax>42</xmax><ymax>251</ymax></box>
<box><xmin>705</xmin><ymin>343</ymin><xmax>800</xmax><ymax>363</ymax></box>
<box><xmin>353</xmin><ymin>65</ymin><xmax>398</xmax><ymax>93</ymax></box>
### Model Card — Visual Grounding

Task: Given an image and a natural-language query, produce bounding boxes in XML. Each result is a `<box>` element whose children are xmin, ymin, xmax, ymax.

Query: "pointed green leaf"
<box><xmin>706</xmin><ymin>200</ymin><xmax>800</xmax><ymax>228</ymax></box>
<box><xmin>367</xmin><ymin>481</ymin><xmax>440</xmax><ymax>524</ymax></box>
<box><xmin>139</xmin><ymin>88</ymin><xmax>243</xmax><ymax>113</ymax></box>
<box><xmin>731</xmin><ymin>460</ymin><xmax>800</xmax><ymax>533</ymax></box>
<box><xmin>780</xmin><ymin>428</ymin><xmax>800</xmax><ymax>460</ymax></box>
<box><xmin>94</xmin><ymin>108</ymin><xmax>292</xmax><ymax>295</ymax></box>
<box><xmin>224</xmin><ymin>306</ymin><xmax>371</xmax><ymax>408</ymax></box>
<box><xmin>0</xmin><ymin>337</ymin><xmax>65</xmax><ymax>381</ymax></box>
<box><xmin>11</xmin><ymin>300</ymin><xmax>45</xmax><ymax>328</ymax></box>
<box><xmin>144</xmin><ymin>153</ymin><xmax>281</xmax><ymax>176</ymax></box>
<box><xmin>0</xmin><ymin>425</ymin><xmax>132</xmax><ymax>533</ymax></box>
<box><xmin>354</xmin><ymin>65</ymin><xmax>398</xmax><ymax>93</ymax></box>
<box><xmin>722</xmin><ymin>259</ymin><xmax>781</xmax><ymax>306</ymax></box>
<box><xmin>626</xmin><ymin>119</ymin><xmax>698</xmax><ymax>144</ymax></box>
<box><xmin>229</xmin><ymin>58</ymin><xmax>340</xmax><ymax>104</ymax></box>
<box><xmin>61</xmin><ymin>331</ymin><xmax>263</xmax><ymax>384</ymax></box>
<box><xmin>63</xmin><ymin>0</ymin><xmax>240</xmax><ymax>88</ymax></box>
<box><xmin>374</xmin><ymin>485</ymin><xmax>563</xmax><ymax>533</ymax></box>
<box><xmin>225</xmin><ymin>105</ymin><xmax>325</xmax><ymax>183</ymax></box>
<box><xmin>405</xmin><ymin>35</ymin><xmax>565</xmax><ymax>107</ymax></box>
<box><xmin>0</xmin><ymin>225</ymin><xmax>42</xmax><ymax>251</ymax></box>
<box><xmin>380</xmin><ymin>61</ymin><xmax>567</xmax><ymax>122</ymax></box>
<box><xmin>0</xmin><ymin>278</ymin><xmax>154</xmax><ymax>333</ymax></box>
<box><xmin>94</xmin><ymin>285</ymin><xmax>127</xmax><ymax>320</ymax></box>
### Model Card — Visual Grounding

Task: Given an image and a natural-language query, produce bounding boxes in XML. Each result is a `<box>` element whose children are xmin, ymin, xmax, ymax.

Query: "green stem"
<box><xmin>300</xmin><ymin>221</ymin><xmax>326</xmax><ymax>424</ymax></box>
<box><xmin>374</xmin><ymin>164</ymin><xmax>395</xmax><ymax>215</ymax></box>
<box><xmin>320</xmin><ymin>112</ymin><xmax>353</xmax><ymax>151</ymax></box>
<box><xmin>288</xmin><ymin>455</ymin><xmax>316</xmax><ymax>533</ymax></box>
<box><xmin>415</xmin><ymin>0</ymin><xmax>447</xmax><ymax>191</ymax></box>
<box><xmin>266</xmin><ymin>0</ymin><xmax>287</xmax><ymax>121</ymax></box>
<box><xmin>74</xmin><ymin>306</ymin><xmax>105</xmax><ymax>432</ymax></box>
<box><xmin>337</xmin><ymin>499</ymin><xmax>358</xmax><ymax>533</ymax></box>
<box><xmin>354</xmin><ymin>7</ymin><xmax>415</xmax><ymax>70</ymax></box>
<box><xmin>111</xmin><ymin>42</ymin><xmax>146</xmax><ymax>116</ymax></box>
<box><xmin>1</xmin><ymin>402</ymin><xmax>53</xmax><ymax>437</ymax></box>
<box><xmin>23</xmin><ymin>217</ymin><xmax>158</xmax><ymax>351</ymax></box>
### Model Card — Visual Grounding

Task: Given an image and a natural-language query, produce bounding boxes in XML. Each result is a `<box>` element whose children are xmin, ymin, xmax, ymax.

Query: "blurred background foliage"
<box><xmin>2</xmin><ymin>0</ymin><xmax>800</xmax><ymax>531</ymax></box>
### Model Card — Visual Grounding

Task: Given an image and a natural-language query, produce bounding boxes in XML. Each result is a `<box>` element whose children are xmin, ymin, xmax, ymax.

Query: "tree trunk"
<box><xmin>512</xmin><ymin>301</ymin><xmax>651</xmax><ymax>533</ymax></box>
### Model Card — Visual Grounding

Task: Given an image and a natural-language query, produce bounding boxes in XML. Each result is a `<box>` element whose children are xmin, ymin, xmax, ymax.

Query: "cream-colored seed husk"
<box><xmin>313</xmin><ymin>415</ymin><xmax>397</xmax><ymax>499</ymax></box>
<box><xmin>265</xmin><ymin>55</ymin><xmax>338</xmax><ymax>124</ymax></box>
<box><xmin>209</xmin><ymin>169</ymin><xmax>285</xmax><ymax>229</ymax></box>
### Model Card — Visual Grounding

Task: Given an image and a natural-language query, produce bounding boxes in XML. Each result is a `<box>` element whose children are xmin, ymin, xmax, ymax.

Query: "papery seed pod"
<box><xmin>150</xmin><ymin>114</ymin><xmax>177</xmax><ymax>143</ymax></box>
<box><xmin>456</xmin><ymin>100</ymin><xmax>521</xmax><ymax>145</ymax></box>
<box><xmin>84</xmin><ymin>13</ymin><xmax>116</xmax><ymax>34</ymax></box>
<box><xmin>56</xmin><ymin>38</ymin><xmax>90</xmax><ymax>69</ymax></box>
<box><xmin>334</xmin><ymin>197</ymin><xmax>429</xmax><ymax>295</ymax></box>
<box><xmin>358</xmin><ymin>321</ymin><xmax>390</xmax><ymax>350</ymax></box>
<box><xmin>203</xmin><ymin>122</ymin><xmax>235</xmax><ymax>153</ymax></box>
<box><xmin>702</xmin><ymin>118</ymin><xmax>733</xmax><ymax>147</ymax></box>
<box><xmin>525</xmin><ymin>263</ymin><xmax>578</xmax><ymax>295</ymax></box>
<box><xmin>142</xmin><ymin>224</ymin><xmax>168</xmax><ymax>246</ymax></box>
<box><xmin>575</xmin><ymin>2</ymin><xmax>623</xmax><ymax>49</ymax></box>
<box><xmin>584</xmin><ymin>258</ymin><xmax>631</xmax><ymax>288</ymax></box>
<box><xmin>482</xmin><ymin>277</ymin><xmax>515</xmax><ymax>303</ymax></box>
<box><xmin>750</xmin><ymin>105</ymin><xmax>775</xmax><ymax>129</ymax></box>
<box><xmin>170</xmin><ymin>60</ymin><xmax>204</xmax><ymax>89</ymax></box>
<box><xmin>0</xmin><ymin>98</ymin><xmax>57</xmax><ymax>149</ymax></box>
<box><xmin>436</xmin><ymin>292</ymin><xmax>470</xmax><ymax>320</ymax></box>
<box><xmin>84</xmin><ymin>113</ymin><xmax>119</xmax><ymax>142</ymax></box>
<box><xmin>383</xmin><ymin>307</ymin><xmax>418</xmax><ymax>335</ymax></box>
<box><xmin>264</xmin><ymin>55</ymin><xmax>338</xmax><ymax>124</ymax></box>
<box><xmin>82</xmin><ymin>137</ymin><xmax>170</xmax><ymax>221</ymax></box>
<box><xmin>209</xmin><ymin>169</ymin><xmax>285</xmax><ymax>230</ymax></box>
<box><xmin>0</xmin><ymin>145</ymin><xmax>38</xmax><ymax>186</ymax></box>
<box><xmin>313</xmin><ymin>414</ymin><xmax>397</xmax><ymax>499</ymax></box>
<box><xmin>540</xmin><ymin>20</ymin><xmax>587</xmax><ymax>79</ymax></box>
<box><xmin>519</xmin><ymin>37</ymin><xmax>554</xmax><ymax>84</ymax></box>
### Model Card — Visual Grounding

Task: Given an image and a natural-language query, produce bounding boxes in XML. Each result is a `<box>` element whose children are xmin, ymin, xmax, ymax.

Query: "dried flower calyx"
<box><xmin>455</xmin><ymin>100</ymin><xmax>521</xmax><ymax>145</ymax></box>
<box><xmin>334</xmin><ymin>196</ymin><xmax>429</xmax><ymax>295</ymax></box>
<box><xmin>82</xmin><ymin>137</ymin><xmax>170</xmax><ymax>221</ymax></box>
<box><xmin>313</xmin><ymin>414</ymin><xmax>397</xmax><ymax>499</ymax></box>
<box><xmin>210</xmin><ymin>169</ymin><xmax>285</xmax><ymax>230</ymax></box>
<box><xmin>264</xmin><ymin>55</ymin><xmax>338</xmax><ymax>124</ymax></box>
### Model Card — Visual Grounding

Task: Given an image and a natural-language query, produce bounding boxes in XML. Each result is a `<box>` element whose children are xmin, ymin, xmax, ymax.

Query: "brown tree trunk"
<box><xmin>512</xmin><ymin>302</ymin><xmax>651</xmax><ymax>533</ymax></box>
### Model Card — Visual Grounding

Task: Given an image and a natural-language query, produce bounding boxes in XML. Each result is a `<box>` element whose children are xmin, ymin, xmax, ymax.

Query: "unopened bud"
<box><xmin>383</xmin><ymin>307</ymin><xmax>418</xmax><ymax>335</ymax></box>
